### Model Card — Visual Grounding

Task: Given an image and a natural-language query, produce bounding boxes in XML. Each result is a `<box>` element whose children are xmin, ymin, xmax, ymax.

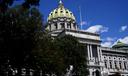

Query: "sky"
<box><xmin>14</xmin><ymin>0</ymin><xmax>128</xmax><ymax>47</ymax></box>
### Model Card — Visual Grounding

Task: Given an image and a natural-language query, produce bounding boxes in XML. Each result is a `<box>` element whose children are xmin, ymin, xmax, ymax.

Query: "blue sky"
<box><xmin>14</xmin><ymin>0</ymin><xmax>128</xmax><ymax>47</ymax></box>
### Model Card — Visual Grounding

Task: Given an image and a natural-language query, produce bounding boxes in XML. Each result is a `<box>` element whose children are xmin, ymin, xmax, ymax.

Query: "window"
<box><xmin>60</xmin><ymin>23</ymin><xmax>65</xmax><ymax>29</ymax></box>
<box><xmin>92</xmin><ymin>45</ymin><xmax>98</xmax><ymax>57</ymax></box>
<box><xmin>55</xmin><ymin>23</ymin><xmax>57</xmax><ymax>29</ymax></box>
<box><xmin>55</xmin><ymin>11</ymin><xmax>57</xmax><ymax>13</ymax></box>
<box><xmin>110</xmin><ymin>61</ymin><xmax>112</xmax><ymax>69</ymax></box>
<box><xmin>124</xmin><ymin>62</ymin><xmax>127</xmax><ymax>69</ymax></box>
<box><xmin>119</xmin><ymin>62</ymin><xmax>122</xmax><ymax>69</ymax></box>
<box><xmin>67</xmin><ymin>23</ymin><xmax>71</xmax><ymax>29</ymax></box>
<box><xmin>105</xmin><ymin>61</ymin><xmax>107</xmax><ymax>68</ymax></box>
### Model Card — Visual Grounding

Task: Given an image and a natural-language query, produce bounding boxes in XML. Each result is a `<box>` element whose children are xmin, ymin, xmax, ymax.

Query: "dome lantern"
<box><xmin>58</xmin><ymin>0</ymin><xmax>64</xmax><ymax>8</ymax></box>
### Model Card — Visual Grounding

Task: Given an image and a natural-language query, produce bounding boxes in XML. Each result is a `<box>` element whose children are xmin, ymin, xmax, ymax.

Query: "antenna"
<box><xmin>79</xmin><ymin>6</ymin><xmax>82</xmax><ymax>30</ymax></box>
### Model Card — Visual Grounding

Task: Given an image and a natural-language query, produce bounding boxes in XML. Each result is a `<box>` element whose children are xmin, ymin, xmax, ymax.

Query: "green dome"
<box><xmin>47</xmin><ymin>0</ymin><xmax>75</xmax><ymax>21</ymax></box>
<box><xmin>112</xmin><ymin>41</ymin><xmax>128</xmax><ymax>50</ymax></box>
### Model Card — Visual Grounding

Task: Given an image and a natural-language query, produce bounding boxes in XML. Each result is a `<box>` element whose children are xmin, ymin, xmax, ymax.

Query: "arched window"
<box><xmin>115</xmin><ymin>61</ymin><xmax>117</xmax><ymax>69</ymax></box>
<box><xmin>110</xmin><ymin>61</ymin><xmax>112</xmax><ymax>69</ymax></box>
<box><xmin>119</xmin><ymin>61</ymin><xmax>122</xmax><ymax>69</ymax></box>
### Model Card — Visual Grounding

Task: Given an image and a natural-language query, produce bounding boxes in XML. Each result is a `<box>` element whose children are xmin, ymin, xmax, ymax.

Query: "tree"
<box><xmin>55</xmin><ymin>35</ymin><xmax>88</xmax><ymax>76</ymax></box>
<box><xmin>31</xmin><ymin>32</ymin><xmax>65</xmax><ymax>75</ymax></box>
<box><xmin>0</xmin><ymin>5</ymin><xmax>43</xmax><ymax>75</ymax></box>
<box><xmin>31</xmin><ymin>34</ymin><xmax>88</xmax><ymax>76</ymax></box>
<box><xmin>0</xmin><ymin>0</ymin><xmax>40</xmax><ymax>12</ymax></box>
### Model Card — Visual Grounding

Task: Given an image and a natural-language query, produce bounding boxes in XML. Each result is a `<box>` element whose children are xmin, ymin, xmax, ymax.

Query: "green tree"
<box><xmin>55</xmin><ymin>35</ymin><xmax>88</xmax><ymax>76</ymax></box>
<box><xmin>33</xmin><ymin>35</ymin><xmax>88</xmax><ymax>76</ymax></box>
<box><xmin>0</xmin><ymin>0</ymin><xmax>40</xmax><ymax>12</ymax></box>
<box><xmin>0</xmin><ymin>5</ymin><xmax>43</xmax><ymax>75</ymax></box>
<box><xmin>32</xmin><ymin>32</ymin><xmax>65</xmax><ymax>75</ymax></box>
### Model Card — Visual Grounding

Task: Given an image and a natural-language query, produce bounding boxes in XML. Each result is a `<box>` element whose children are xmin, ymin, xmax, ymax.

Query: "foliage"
<box><xmin>0</xmin><ymin>0</ymin><xmax>40</xmax><ymax>12</ymax></box>
<box><xmin>0</xmin><ymin>5</ymin><xmax>43</xmax><ymax>75</ymax></box>
<box><xmin>32</xmin><ymin>33</ymin><xmax>65</xmax><ymax>75</ymax></box>
<box><xmin>55</xmin><ymin>35</ymin><xmax>88</xmax><ymax>76</ymax></box>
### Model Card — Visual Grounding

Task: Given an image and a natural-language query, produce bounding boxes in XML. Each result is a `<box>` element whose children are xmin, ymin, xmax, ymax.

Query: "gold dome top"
<box><xmin>47</xmin><ymin>0</ymin><xmax>76</xmax><ymax>21</ymax></box>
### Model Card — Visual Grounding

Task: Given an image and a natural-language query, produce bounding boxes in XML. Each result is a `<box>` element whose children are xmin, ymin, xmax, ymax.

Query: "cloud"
<box><xmin>111</xmin><ymin>36</ymin><xmax>128</xmax><ymax>47</ymax></box>
<box><xmin>80</xmin><ymin>21</ymin><xmax>87</xmax><ymax>26</ymax></box>
<box><xmin>118</xmin><ymin>36</ymin><xmax>128</xmax><ymax>44</ymax></box>
<box><xmin>120</xmin><ymin>25</ymin><xmax>127</xmax><ymax>32</ymax></box>
<box><xmin>101</xmin><ymin>41</ymin><xmax>113</xmax><ymax>47</ymax></box>
<box><xmin>106</xmin><ymin>37</ymin><xmax>117</xmax><ymax>42</ymax></box>
<box><xmin>103</xmin><ymin>36</ymin><xmax>128</xmax><ymax>47</ymax></box>
<box><xmin>86</xmin><ymin>25</ymin><xmax>108</xmax><ymax>33</ymax></box>
<box><xmin>101</xmin><ymin>37</ymin><xmax>117</xmax><ymax>47</ymax></box>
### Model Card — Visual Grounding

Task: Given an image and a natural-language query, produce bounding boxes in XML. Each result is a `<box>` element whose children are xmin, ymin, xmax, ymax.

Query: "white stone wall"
<box><xmin>102</xmin><ymin>51</ymin><xmax>128</xmax><ymax>76</ymax></box>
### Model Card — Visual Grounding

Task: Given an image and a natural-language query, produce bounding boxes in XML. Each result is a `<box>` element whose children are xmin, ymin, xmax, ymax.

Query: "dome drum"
<box><xmin>46</xmin><ymin>21</ymin><xmax>77</xmax><ymax>31</ymax></box>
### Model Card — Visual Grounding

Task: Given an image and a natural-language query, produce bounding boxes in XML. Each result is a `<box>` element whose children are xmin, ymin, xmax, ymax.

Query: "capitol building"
<box><xmin>46</xmin><ymin>0</ymin><xmax>128</xmax><ymax>76</ymax></box>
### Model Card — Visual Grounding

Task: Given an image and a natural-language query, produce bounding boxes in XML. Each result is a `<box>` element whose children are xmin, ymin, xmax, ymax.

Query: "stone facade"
<box><xmin>47</xmin><ymin>29</ymin><xmax>128</xmax><ymax>76</ymax></box>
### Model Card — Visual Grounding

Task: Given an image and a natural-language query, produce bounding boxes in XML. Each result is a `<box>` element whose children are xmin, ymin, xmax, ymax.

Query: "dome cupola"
<box><xmin>47</xmin><ymin>0</ymin><xmax>76</xmax><ymax>21</ymax></box>
<box><xmin>46</xmin><ymin>0</ymin><xmax>77</xmax><ymax>32</ymax></box>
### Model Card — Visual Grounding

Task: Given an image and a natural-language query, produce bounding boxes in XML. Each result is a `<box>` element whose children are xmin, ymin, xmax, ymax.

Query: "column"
<box><xmin>65</xmin><ymin>22</ymin><xmax>67</xmax><ymax>29</ymax></box>
<box><xmin>87</xmin><ymin>44</ymin><xmax>90</xmax><ymax>60</ymax></box>
<box><xmin>97</xmin><ymin>46</ymin><xmax>100</xmax><ymax>61</ymax></box>
<box><xmin>58</xmin><ymin>22</ymin><xmax>61</xmax><ymax>29</ymax></box>
<box><xmin>112</xmin><ymin>57</ymin><xmax>115</xmax><ymax>69</ymax></box>
<box><xmin>107</xmin><ymin>57</ymin><xmax>110</xmax><ymax>69</ymax></box>
<box><xmin>121</xmin><ymin>58</ymin><xmax>124</xmax><ymax>70</ymax></box>
<box><xmin>89</xmin><ymin>45</ymin><xmax>93</xmax><ymax>59</ymax></box>
<box><xmin>117</xmin><ymin>60</ymin><xmax>120</xmax><ymax>70</ymax></box>
<box><xmin>51</xmin><ymin>23</ymin><xmax>55</xmax><ymax>31</ymax></box>
<box><xmin>126</xmin><ymin>62</ymin><xmax>128</xmax><ymax>70</ymax></box>
<box><xmin>99</xmin><ymin>48</ymin><xmax>103</xmax><ymax>61</ymax></box>
<box><xmin>71</xmin><ymin>23</ymin><xmax>73</xmax><ymax>30</ymax></box>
